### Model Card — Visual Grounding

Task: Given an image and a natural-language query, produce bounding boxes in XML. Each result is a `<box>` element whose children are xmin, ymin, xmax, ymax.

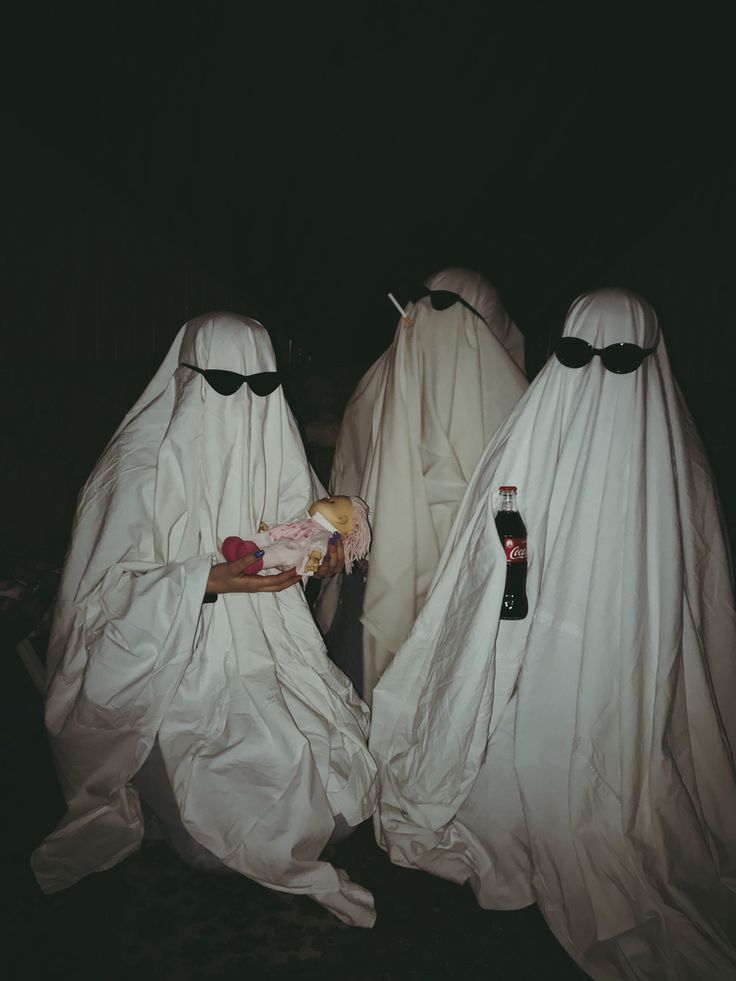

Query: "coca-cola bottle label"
<box><xmin>502</xmin><ymin>537</ymin><xmax>527</xmax><ymax>563</ymax></box>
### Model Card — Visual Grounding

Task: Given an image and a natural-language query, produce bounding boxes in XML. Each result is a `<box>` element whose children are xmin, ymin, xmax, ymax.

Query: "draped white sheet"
<box><xmin>31</xmin><ymin>313</ymin><xmax>378</xmax><ymax>926</ymax></box>
<box><xmin>317</xmin><ymin>269</ymin><xmax>527</xmax><ymax>701</ymax></box>
<box><xmin>371</xmin><ymin>289</ymin><xmax>736</xmax><ymax>977</ymax></box>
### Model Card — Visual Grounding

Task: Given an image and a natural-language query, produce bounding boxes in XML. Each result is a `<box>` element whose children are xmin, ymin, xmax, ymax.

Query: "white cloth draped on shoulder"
<box><xmin>32</xmin><ymin>312</ymin><xmax>378</xmax><ymax>927</ymax></box>
<box><xmin>316</xmin><ymin>268</ymin><xmax>527</xmax><ymax>701</ymax></box>
<box><xmin>370</xmin><ymin>289</ymin><xmax>736</xmax><ymax>978</ymax></box>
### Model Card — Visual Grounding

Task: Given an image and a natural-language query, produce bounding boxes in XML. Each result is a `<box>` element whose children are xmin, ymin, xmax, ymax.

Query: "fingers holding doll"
<box><xmin>207</xmin><ymin>554</ymin><xmax>300</xmax><ymax>594</ymax></box>
<box><xmin>313</xmin><ymin>533</ymin><xmax>345</xmax><ymax>579</ymax></box>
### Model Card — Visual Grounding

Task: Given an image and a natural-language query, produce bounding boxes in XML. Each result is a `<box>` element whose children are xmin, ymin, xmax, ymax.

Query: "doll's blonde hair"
<box><xmin>343</xmin><ymin>496</ymin><xmax>371</xmax><ymax>573</ymax></box>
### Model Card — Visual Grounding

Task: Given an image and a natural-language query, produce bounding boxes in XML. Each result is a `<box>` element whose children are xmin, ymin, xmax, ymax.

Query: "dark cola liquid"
<box><xmin>495</xmin><ymin>507</ymin><xmax>528</xmax><ymax>620</ymax></box>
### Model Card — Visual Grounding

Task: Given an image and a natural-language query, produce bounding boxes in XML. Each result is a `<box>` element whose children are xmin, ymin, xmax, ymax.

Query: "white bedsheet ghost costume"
<box><xmin>31</xmin><ymin>313</ymin><xmax>378</xmax><ymax>927</ymax></box>
<box><xmin>317</xmin><ymin>268</ymin><xmax>527</xmax><ymax>701</ymax></box>
<box><xmin>370</xmin><ymin>289</ymin><xmax>736</xmax><ymax>977</ymax></box>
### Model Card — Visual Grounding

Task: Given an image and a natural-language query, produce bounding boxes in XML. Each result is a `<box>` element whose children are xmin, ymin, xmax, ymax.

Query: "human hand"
<box><xmin>206</xmin><ymin>554</ymin><xmax>300</xmax><ymax>594</ymax></box>
<box><xmin>312</xmin><ymin>533</ymin><xmax>344</xmax><ymax>579</ymax></box>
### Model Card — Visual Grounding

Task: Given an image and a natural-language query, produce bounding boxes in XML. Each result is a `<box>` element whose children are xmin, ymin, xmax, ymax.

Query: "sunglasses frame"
<box><xmin>414</xmin><ymin>287</ymin><xmax>487</xmax><ymax>324</ymax></box>
<box><xmin>553</xmin><ymin>337</ymin><xmax>658</xmax><ymax>374</ymax></box>
<box><xmin>180</xmin><ymin>363</ymin><xmax>281</xmax><ymax>396</ymax></box>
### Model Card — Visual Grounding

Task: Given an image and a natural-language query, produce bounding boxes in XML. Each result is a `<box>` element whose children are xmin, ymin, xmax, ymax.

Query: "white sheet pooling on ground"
<box><xmin>32</xmin><ymin>312</ymin><xmax>378</xmax><ymax>926</ymax></box>
<box><xmin>371</xmin><ymin>289</ymin><xmax>736</xmax><ymax>977</ymax></box>
<box><xmin>316</xmin><ymin>269</ymin><xmax>527</xmax><ymax>701</ymax></box>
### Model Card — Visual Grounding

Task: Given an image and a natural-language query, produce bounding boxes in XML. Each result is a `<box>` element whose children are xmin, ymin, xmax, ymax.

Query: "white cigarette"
<box><xmin>387</xmin><ymin>292</ymin><xmax>409</xmax><ymax>319</ymax></box>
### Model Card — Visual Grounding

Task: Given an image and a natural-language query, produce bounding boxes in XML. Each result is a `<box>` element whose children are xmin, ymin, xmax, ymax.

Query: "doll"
<box><xmin>221</xmin><ymin>495</ymin><xmax>371</xmax><ymax>577</ymax></box>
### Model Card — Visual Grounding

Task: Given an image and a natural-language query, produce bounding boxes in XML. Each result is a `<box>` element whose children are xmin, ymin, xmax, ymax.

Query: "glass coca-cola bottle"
<box><xmin>495</xmin><ymin>485</ymin><xmax>528</xmax><ymax>620</ymax></box>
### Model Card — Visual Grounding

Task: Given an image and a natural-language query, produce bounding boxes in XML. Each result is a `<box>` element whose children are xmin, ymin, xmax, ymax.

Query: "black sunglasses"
<box><xmin>413</xmin><ymin>287</ymin><xmax>487</xmax><ymax>324</ymax></box>
<box><xmin>554</xmin><ymin>337</ymin><xmax>658</xmax><ymax>374</ymax></box>
<box><xmin>181</xmin><ymin>363</ymin><xmax>281</xmax><ymax>396</ymax></box>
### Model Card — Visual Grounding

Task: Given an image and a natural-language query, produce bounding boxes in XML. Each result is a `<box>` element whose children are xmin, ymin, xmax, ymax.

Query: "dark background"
<box><xmin>2</xmin><ymin>4</ymin><xmax>734</xmax><ymax>551</ymax></box>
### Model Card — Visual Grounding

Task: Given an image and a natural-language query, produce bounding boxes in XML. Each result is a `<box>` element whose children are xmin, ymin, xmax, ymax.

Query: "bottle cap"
<box><xmin>499</xmin><ymin>485</ymin><xmax>517</xmax><ymax>492</ymax></box>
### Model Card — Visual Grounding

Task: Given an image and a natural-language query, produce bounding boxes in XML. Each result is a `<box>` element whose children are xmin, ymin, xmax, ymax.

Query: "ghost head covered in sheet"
<box><xmin>371</xmin><ymin>288</ymin><xmax>736</xmax><ymax>976</ymax></box>
<box><xmin>34</xmin><ymin>312</ymin><xmax>378</xmax><ymax>928</ymax></box>
<box><xmin>319</xmin><ymin>268</ymin><xmax>528</xmax><ymax>700</ymax></box>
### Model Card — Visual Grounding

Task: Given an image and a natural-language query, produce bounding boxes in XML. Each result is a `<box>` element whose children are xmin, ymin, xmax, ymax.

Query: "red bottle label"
<box><xmin>502</xmin><ymin>536</ymin><xmax>527</xmax><ymax>563</ymax></box>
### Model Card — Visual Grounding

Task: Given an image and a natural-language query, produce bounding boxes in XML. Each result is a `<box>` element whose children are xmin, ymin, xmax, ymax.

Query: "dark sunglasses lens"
<box><xmin>600</xmin><ymin>344</ymin><xmax>644</xmax><ymax>374</ymax></box>
<box><xmin>554</xmin><ymin>337</ymin><xmax>593</xmax><ymax>368</ymax></box>
<box><xmin>204</xmin><ymin>369</ymin><xmax>246</xmax><ymax>395</ymax></box>
<box><xmin>247</xmin><ymin>372</ymin><xmax>281</xmax><ymax>397</ymax></box>
<box><xmin>429</xmin><ymin>290</ymin><xmax>459</xmax><ymax>311</ymax></box>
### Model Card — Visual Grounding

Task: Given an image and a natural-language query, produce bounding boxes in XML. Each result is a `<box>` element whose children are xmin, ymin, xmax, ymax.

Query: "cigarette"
<box><xmin>387</xmin><ymin>292</ymin><xmax>409</xmax><ymax>319</ymax></box>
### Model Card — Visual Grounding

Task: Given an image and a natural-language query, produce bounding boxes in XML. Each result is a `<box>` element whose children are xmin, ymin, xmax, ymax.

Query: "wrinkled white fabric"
<box><xmin>317</xmin><ymin>269</ymin><xmax>527</xmax><ymax>701</ymax></box>
<box><xmin>371</xmin><ymin>288</ymin><xmax>736</xmax><ymax>977</ymax></box>
<box><xmin>31</xmin><ymin>312</ymin><xmax>378</xmax><ymax>926</ymax></box>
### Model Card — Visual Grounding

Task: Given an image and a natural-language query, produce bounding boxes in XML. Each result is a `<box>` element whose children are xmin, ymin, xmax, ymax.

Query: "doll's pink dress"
<box><xmin>222</xmin><ymin>514</ymin><xmax>336</xmax><ymax>576</ymax></box>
